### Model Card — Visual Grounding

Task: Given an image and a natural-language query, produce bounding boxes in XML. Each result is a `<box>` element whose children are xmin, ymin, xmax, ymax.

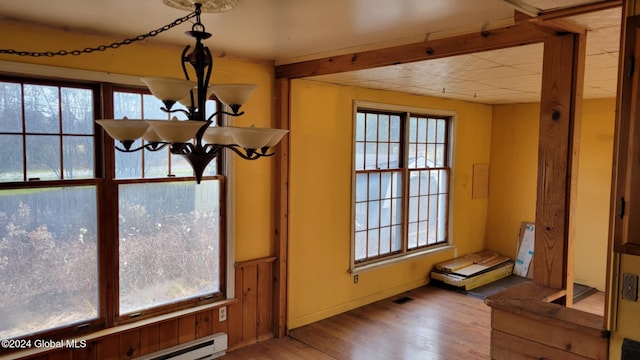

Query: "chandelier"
<box><xmin>89</xmin><ymin>1</ymin><xmax>289</xmax><ymax>183</ymax></box>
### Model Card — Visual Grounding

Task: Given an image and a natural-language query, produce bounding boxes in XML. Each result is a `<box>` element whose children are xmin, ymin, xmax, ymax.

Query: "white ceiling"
<box><xmin>0</xmin><ymin>0</ymin><xmax>622</xmax><ymax>104</ymax></box>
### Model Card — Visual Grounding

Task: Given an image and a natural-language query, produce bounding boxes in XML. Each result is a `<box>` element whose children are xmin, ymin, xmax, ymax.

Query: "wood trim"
<box><xmin>533</xmin><ymin>32</ymin><xmax>585</xmax><ymax>304</ymax></box>
<box><xmin>614</xmin><ymin>15</ymin><xmax>640</xmax><ymax>256</ymax></box>
<box><xmin>275</xmin><ymin>22</ymin><xmax>551</xmax><ymax>79</ymax></box>
<box><xmin>273</xmin><ymin>78</ymin><xmax>290</xmax><ymax>338</ymax></box>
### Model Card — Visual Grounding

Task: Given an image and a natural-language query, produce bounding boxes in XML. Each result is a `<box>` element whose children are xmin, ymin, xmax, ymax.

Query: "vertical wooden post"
<box><xmin>273</xmin><ymin>78</ymin><xmax>290</xmax><ymax>337</ymax></box>
<box><xmin>534</xmin><ymin>31</ymin><xmax>586</xmax><ymax>306</ymax></box>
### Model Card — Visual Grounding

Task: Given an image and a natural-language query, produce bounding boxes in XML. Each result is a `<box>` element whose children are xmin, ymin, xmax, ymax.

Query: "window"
<box><xmin>0</xmin><ymin>79</ymin><xmax>100</xmax><ymax>339</ymax></box>
<box><xmin>111</xmin><ymin>88</ymin><xmax>225</xmax><ymax>317</ymax></box>
<box><xmin>353</xmin><ymin>105</ymin><xmax>450</xmax><ymax>266</ymax></box>
<box><xmin>0</xmin><ymin>78</ymin><xmax>226</xmax><ymax>341</ymax></box>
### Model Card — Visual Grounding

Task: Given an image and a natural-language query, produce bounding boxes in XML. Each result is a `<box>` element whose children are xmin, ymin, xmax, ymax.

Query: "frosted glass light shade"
<box><xmin>211</xmin><ymin>84</ymin><xmax>257</xmax><ymax>106</ymax></box>
<box><xmin>141</xmin><ymin>77</ymin><xmax>195</xmax><ymax>102</ymax></box>
<box><xmin>141</xmin><ymin>127</ymin><xmax>164</xmax><ymax>143</ymax></box>
<box><xmin>264</xmin><ymin>129</ymin><xmax>289</xmax><ymax>147</ymax></box>
<box><xmin>178</xmin><ymin>86</ymin><xmax>216</xmax><ymax>107</ymax></box>
<box><xmin>203</xmin><ymin>127</ymin><xmax>235</xmax><ymax>144</ymax></box>
<box><xmin>145</xmin><ymin>119</ymin><xmax>207</xmax><ymax>143</ymax></box>
<box><xmin>96</xmin><ymin>119</ymin><xmax>149</xmax><ymax>141</ymax></box>
<box><xmin>226</xmin><ymin>126</ymin><xmax>289</xmax><ymax>149</ymax></box>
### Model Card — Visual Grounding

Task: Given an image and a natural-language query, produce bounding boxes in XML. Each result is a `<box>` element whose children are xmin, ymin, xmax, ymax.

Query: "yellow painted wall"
<box><xmin>0</xmin><ymin>21</ymin><xmax>277</xmax><ymax>262</ymax></box>
<box><xmin>287</xmin><ymin>79</ymin><xmax>493</xmax><ymax>328</ymax></box>
<box><xmin>486</xmin><ymin>99</ymin><xmax>615</xmax><ymax>291</ymax></box>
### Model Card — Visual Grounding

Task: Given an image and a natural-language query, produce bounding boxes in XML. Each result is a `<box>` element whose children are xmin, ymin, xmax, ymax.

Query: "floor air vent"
<box><xmin>135</xmin><ymin>332</ymin><xmax>227</xmax><ymax>360</ymax></box>
<box><xmin>392</xmin><ymin>296</ymin><xmax>414</xmax><ymax>304</ymax></box>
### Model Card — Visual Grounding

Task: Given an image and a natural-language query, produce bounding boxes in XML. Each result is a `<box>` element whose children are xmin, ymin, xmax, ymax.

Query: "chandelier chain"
<box><xmin>0</xmin><ymin>11</ymin><xmax>198</xmax><ymax>57</ymax></box>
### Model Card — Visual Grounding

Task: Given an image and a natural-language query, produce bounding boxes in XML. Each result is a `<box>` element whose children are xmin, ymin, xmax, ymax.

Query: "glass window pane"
<box><xmin>355</xmin><ymin>142</ymin><xmax>365</xmax><ymax>171</ymax></box>
<box><xmin>435</xmin><ymin>144</ymin><xmax>445</xmax><ymax>167</ymax></box>
<box><xmin>356</xmin><ymin>113</ymin><xmax>365</xmax><ymax>142</ymax></box>
<box><xmin>0</xmin><ymin>82</ymin><xmax>22</xmax><ymax>133</ymax></box>
<box><xmin>380</xmin><ymin>226</ymin><xmax>391</xmax><ymax>254</ymax></box>
<box><xmin>368</xmin><ymin>173</ymin><xmax>380</xmax><ymax>200</ymax></box>
<box><xmin>367</xmin><ymin>200</ymin><xmax>380</xmax><ymax>228</ymax></box>
<box><xmin>170</xmin><ymin>153</ymin><xmax>192</xmax><ymax>177</ymax></box>
<box><xmin>367</xmin><ymin>229</ymin><xmax>379</xmax><ymax>257</ymax></box>
<box><xmin>417</xmin><ymin>117</ymin><xmax>427</xmax><ymax>142</ymax></box>
<box><xmin>428</xmin><ymin>118</ymin><xmax>437</xmax><ymax>143</ymax></box>
<box><xmin>63</xmin><ymin>136</ymin><xmax>94</xmax><ymax>179</ymax></box>
<box><xmin>365</xmin><ymin>113</ymin><xmax>377</xmax><ymax>141</ymax></box>
<box><xmin>365</xmin><ymin>142</ymin><xmax>377</xmax><ymax>170</ymax></box>
<box><xmin>391</xmin><ymin>198</ymin><xmax>402</xmax><ymax>225</ymax></box>
<box><xmin>437</xmin><ymin>119</ymin><xmax>446</xmax><ymax>143</ymax></box>
<box><xmin>144</xmin><ymin>149</ymin><xmax>169</xmax><ymax>178</ymax></box>
<box><xmin>0</xmin><ymin>135</ymin><xmax>23</xmax><ymax>182</ymax></box>
<box><xmin>26</xmin><ymin>135</ymin><xmax>60</xmax><ymax>180</ymax></box>
<box><xmin>391</xmin><ymin>171</ymin><xmax>402</xmax><ymax>198</ymax></box>
<box><xmin>119</xmin><ymin>180</ymin><xmax>221</xmax><ymax>314</ymax></box>
<box><xmin>355</xmin><ymin>202</ymin><xmax>368</xmax><ymax>231</ymax></box>
<box><xmin>0</xmin><ymin>186</ymin><xmax>99</xmax><ymax>339</ymax></box>
<box><xmin>114</xmin><ymin>92</ymin><xmax>142</xmax><ymax>119</ymax></box>
<box><xmin>408</xmin><ymin>116</ymin><xmax>417</xmax><ymax>143</ymax></box>
<box><xmin>389</xmin><ymin>143</ymin><xmax>400</xmax><ymax>169</ymax></box>
<box><xmin>379</xmin><ymin>114</ymin><xmax>389</xmax><ymax>141</ymax></box>
<box><xmin>390</xmin><ymin>115</ymin><xmax>401</xmax><ymax>142</ymax></box>
<box><xmin>143</xmin><ymin>94</ymin><xmax>168</xmax><ymax>119</ymax></box>
<box><xmin>408</xmin><ymin>222</ymin><xmax>417</xmax><ymax>249</ymax></box>
<box><xmin>377</xmin><ymin>143</ymin><xmax>389</xmax><ymax>169</ymax></box>
<box><xmin>391</xmin><ymin>225</ymin><xmax>402</xmax><ymax>251</ymax></box>
<box><xmin>355</xmin><ymin>231</ymin><xmax>367</xmax><ymax>261</ymax></box>
<box><xmin>355</xmin><ymin>173</ymin><xmax>368</xmax><ymax>202</ymax></box>
<box><xmin>61</xmin><ymin>87</ymin><xmax>93</xmax><ymax>134</ymax></box>
<box><xmin>418</xmin><ymin>221</ymin><xmax>428</xmax><ymax>247</ymax></box>
<box><xmin>116</xmin><ymin>141</ymin><xmax>143</xmax><ymax>179</ymax></box>
<box><xmin>24</xmin><ymin>85</ymin><xmax>60</xmax><ymax>134</ymax></box>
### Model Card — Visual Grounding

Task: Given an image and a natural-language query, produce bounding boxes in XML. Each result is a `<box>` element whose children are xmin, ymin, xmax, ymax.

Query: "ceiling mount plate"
<box><xmin>163</xmin><ymin>0</ymin><xmax>238</xmax><ymax>13</ymax></box>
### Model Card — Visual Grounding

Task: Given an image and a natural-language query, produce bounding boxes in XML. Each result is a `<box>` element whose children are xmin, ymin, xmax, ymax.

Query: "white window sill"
<box><xmin>350</xmin><ymin>244</ymin><xmax>456</xmax><ymax>275</ymax></box>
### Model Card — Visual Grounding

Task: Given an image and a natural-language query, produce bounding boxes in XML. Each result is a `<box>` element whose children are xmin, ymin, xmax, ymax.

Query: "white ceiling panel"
<box><xmin>0</xmin><ymin>0</ymin><xmax>623</xmax><ymax>105</ymax></box>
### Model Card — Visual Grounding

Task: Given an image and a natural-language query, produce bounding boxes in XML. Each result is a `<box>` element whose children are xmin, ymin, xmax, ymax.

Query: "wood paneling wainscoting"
<box><xmin>4</xmin><ymin>257</ymin><xmax>276</xmax><ymax>360</ymax></box>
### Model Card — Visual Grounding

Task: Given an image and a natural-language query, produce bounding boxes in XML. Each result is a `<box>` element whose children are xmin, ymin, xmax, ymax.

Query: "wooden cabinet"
<box><xmin>614</xmin><ymin>15</ymin><xmax>640</xmax><ymax>256</ymax></box>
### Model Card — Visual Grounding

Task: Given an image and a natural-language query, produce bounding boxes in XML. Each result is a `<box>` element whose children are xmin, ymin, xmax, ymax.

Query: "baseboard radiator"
<box><xmin>135</xmin><ymin>333</ymin><xmax>228</xmax><ymax>360</ymax></box>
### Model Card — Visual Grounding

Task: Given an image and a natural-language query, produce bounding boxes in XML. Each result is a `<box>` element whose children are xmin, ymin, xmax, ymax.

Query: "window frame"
<box><xmin>350</xmin><ymin>101</ymin><xmax>455</xmax><ymax>272</ymax></box>
<box><xmin>0</xmin><ymin>75</ymin><xmax>230</xmax><ymax>342</ymax></box>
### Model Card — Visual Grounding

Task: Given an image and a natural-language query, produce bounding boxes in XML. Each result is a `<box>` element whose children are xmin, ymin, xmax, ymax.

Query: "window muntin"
<box><xmin>0</xmin><ymin>77</ymin><xmax>228</xmax><ymax>342</ymax></box>
<box><xmin>354</xmin><ymin>108</ymin><xmax>450</xmax><ymax>265</ymax></box>
<box><xmin>112</xmin><ymin>87</ymin><xmax>226</xmax><ymax>319</ymax></box>
<box><xmin>0</xmin><ymin>81</ymin><xmax>95</xmax><ymax>182</ymax></box>
<box><xmin>113</xmin><ymin>89</ymin><xmax>219</xmax><ymax>179</ymax></box>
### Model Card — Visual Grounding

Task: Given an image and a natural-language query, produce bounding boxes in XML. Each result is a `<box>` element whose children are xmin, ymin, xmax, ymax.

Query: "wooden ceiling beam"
<box><xmin>275</xmin><ymin>22</ymin><xmax>551</xmax><ymax>79</ymax></box>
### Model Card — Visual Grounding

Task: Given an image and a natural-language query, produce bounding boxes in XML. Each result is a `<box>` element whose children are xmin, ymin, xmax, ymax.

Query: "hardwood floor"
<box><xmin>222</xmin><ymin>285</ymin><xmax>491</xmax><ymax>360</ymax></box>
<box><xmin>220</xmin><ymin>285</ymin><xmax>605</xmax><ymax>360</ymax></box>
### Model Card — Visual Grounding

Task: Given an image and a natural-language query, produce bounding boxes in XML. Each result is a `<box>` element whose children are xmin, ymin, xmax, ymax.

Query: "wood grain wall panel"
<box><xmin>195</xmin><ymin>310</ymin><xmax>214</xmax><ymax>338</ymax></box>
<box><xmin>139</xmin><ymin>323</ymin><xmax>160</xmax><ymax>355</ymax></box>
<box><xmin>96</xmin><ymin>335</ymin><xmax>119</xmax><ymax>360</ymax></box>
<box><xmin>227</xmin><ymin>267</ymin><xmax>244</xmax><ymax>348</ymax></box>
<box><xmin>257</xmin><ymin>261</ymin><xmax>273</xmax><ymax>338</ymax></box>
<box><xmin>118</xmin><ymin>329</ymin><xmax>140</xmax><ymax>359</ymax></box>
<box><xmin>213</xmin><ymin>309</ymin><xmax>229</xmax><ymax>335</ymax></box>
<box><xmin>71</xmin><ymin>341</ymin><xmax>97</xmax><ymax>360</ymax></box>
<box><xmin>177</xmin><ymin>314</ymin><xmax>196</xmax><ymax>344</ymax></box>
<box><xmin>10</xmin><ymin>258</ymin><xmax>275</xmax><ymax>359</ymax></box>
<box><xmin>47</xmin><ymin>350</ymin><xmax>73</xmax><ymax>360</ymax></box>
<box><xmin>241</xmin><ymin>265</ymin><xmax>258</xmax><ymax>343</ymax></box>
<box><xmin>491</xmin><ymin>330</ymin><xmax>592</xmax><ymax>360</ymax></box>
<box><xmin>157</xmin><ymin>319</ymin><xmax>179</xmax><ymax>350</ymax></box>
